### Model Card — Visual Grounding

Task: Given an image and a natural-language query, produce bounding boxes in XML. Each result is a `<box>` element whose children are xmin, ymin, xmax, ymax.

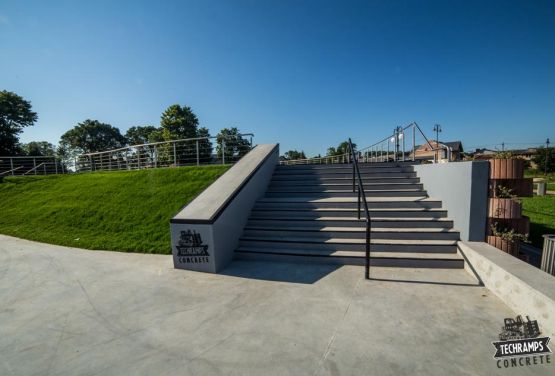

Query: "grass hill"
<box><xmin>0</xmin><ymin>166</ymin><xmax>229</xmax><ymax>253</ymax></box>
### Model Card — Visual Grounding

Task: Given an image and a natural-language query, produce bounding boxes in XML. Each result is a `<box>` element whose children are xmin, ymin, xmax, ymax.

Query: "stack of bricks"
<box><xmin>487</xmin><ymin>158</ymin><xmax>533</xmax><ymax>258</ymax></box>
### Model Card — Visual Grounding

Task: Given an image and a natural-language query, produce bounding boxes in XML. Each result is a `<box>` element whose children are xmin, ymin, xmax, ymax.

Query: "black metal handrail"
<box><xmin>348</xmin><ymin>138</ymin><xmax>371</xmax><ymax>279</ymax></box>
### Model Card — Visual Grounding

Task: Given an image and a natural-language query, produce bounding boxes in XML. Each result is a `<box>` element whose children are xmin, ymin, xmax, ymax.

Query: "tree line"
<box><xmin>0</xmin><ymin>90</ymin><xmax>251</xmax><ymax>162</ymax></box>
<box><xmin>280</xmin><ymin>141</ymin><xmax>356</xmax><ymax>161</ymax></box>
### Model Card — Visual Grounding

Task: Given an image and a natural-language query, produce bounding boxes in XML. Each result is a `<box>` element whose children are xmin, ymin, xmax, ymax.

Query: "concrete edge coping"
<box><xmin>458</xmin><ymin>241</ymin><xmax>555</xmax><ymax>337</ymax></box>
<box><xmin>171</xmin><ymin>144</ymin><xmax>279</xmax><ymax>223</ymax></box>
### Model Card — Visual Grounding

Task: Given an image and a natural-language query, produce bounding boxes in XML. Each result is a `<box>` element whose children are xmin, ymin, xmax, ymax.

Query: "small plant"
<box><xmin>494</xmin><ymin>151</ymin><xmax>515</xmax><ymax>159</ymax></box>
<box><xmin>490</xmin><ymin>222</ymin><xmax>529</xmax><ymax>243</ymax></box>
<box><xmin>494</xmin><ymin>185</ymin><xmax>520</xmax><ymax>201</ymax></box>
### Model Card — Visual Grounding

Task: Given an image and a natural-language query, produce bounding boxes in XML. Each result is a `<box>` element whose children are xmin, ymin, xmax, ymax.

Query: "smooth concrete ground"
<box><xmin>0</xmin><ymin>235</ymin><xmax>553</xmax><ymax>376</ymax></box>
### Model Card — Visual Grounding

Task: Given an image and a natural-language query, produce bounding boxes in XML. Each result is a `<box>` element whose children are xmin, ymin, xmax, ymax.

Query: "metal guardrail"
<box><xmin>75</xmin><ymin>133</ymin><xmax>254</xmax><ymax>172</ymax></box>
<box><xmin>280</xmin><ymin>122</ymin><xmax>453</xmax><ymax>165</ymax></box>
<box><xmin>541</xmin><ymin>235</ymin><xmax>555</xmax><ymax>276</ymax></box>
<box><xmin>0</xmin><ymin>156</ymin><xmax>63</xmax><ymax>176</ymax></box>
<box><xmin>348</xmin><ymin>138</ymin><xmax>371</xmax><ymax>280</ymax></box>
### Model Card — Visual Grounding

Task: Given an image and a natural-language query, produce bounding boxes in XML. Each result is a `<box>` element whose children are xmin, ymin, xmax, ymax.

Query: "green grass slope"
<box><xmin>522</xmin><ymin>195</ymin><xmax>555</xmax><ymax>248</ymax></box>
<box><xmin>0</xmin><ymin>166</ymin><xmax>229</xmax><ymax>253</ymax></box>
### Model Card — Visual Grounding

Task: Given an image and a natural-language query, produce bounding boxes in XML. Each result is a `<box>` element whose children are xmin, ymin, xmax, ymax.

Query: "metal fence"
<box><xmin>0</xmin><ymin>156</ymin><xmax>65</xmax><ymax>176</ymax></box>
<box><xmin>74</xmin><ymin>133</ymin><xmax>254</xmax><ymax>172</ymax></box>
<box><xmin>280</xmin><ymin>122</ymin><xmax>452</xmax><ymax>165</ymax></box>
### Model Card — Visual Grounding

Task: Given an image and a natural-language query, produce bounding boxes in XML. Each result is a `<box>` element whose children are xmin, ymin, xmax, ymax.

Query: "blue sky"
<box><xmin>1</xmin><ymin>0</ymin><xmax>554</xmax><ymax>156</ymax></box>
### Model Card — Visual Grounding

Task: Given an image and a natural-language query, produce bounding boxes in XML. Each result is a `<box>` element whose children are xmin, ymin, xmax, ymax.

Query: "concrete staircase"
<box><xmin>235</xmin><ymin>162</ymin><xmax>464</xmax><ymax>268</ymax></box>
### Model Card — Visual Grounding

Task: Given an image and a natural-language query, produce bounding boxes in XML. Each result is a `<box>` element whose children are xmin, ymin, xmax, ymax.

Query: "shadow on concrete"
<box><xmin>220</xmin><ymin>260</ymin><xmax>341</xmax><ymax>284</ymax></box>
<box><xmin>367</xmin><ymin>277</ymin><xmax>482</xmax><ymax>287</ymax></box>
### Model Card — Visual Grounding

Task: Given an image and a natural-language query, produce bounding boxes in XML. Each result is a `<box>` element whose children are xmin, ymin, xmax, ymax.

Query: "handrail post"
<box><xmin>349</xmin><ymin>138</ymin><xmax>371</xmax><ymax>280</ymax></box>
<box><xmin>366</xmin><ymin>221</ymin><xmax>370</xmax><ymax>280</ymax></box>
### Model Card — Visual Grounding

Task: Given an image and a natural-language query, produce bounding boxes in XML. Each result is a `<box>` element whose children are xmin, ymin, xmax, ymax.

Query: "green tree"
<box><xmin>22</xmin><ymin>141</ymin><xmax>55</xmax><ymax>156</ymax></box>
<box><xmin>125</xmin><ymin>126</ymin><xmax>159</xmax><ymax>145</ymax></box>
<box><xmin>197</xmin><ymin>127</ymin><xmax>213</xmax><ymax>163</ymax></box>
<box><xmin>0</xmin><ymin>90</ymin><xmax>38</xmax><ymax>155</ymax></box>
<box><xmin>282</xmin><ymin>150</ymin><xmax>306</xmax><ymax>160</ymax></box>
<box><xmin>326</xmin><ymin>141</ymin><xmax>356</xmax><ymax>157</ymax></box>
<box><xmin>533</xmin><ymin>147</ymin><xmax>554</xmax><ymax>174</ymax></box>
<box><xmin>160</xmin><ymin>104</ymin><xmax>199</xmax><ymax>140</ymax></box>
<box><xmin>59</xmin><ymin>119</ymin><xmax>127</xmax><ymax>154</ymax></box>
<box><xmin>216</xmin><ymin>128</ymin><xmax>251</xmax><ymax>163</ymax></box>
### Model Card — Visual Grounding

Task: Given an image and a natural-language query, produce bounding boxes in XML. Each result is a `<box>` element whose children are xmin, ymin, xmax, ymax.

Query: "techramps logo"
<box><xmin>175</xmin><ymin>230</ymin><xmax>210</xmax><ymax>264</ymax></box>
<box><xmin>492</xmin><ymin>315</ymin><xmax>552</xmax><ymax>369</ymax></box>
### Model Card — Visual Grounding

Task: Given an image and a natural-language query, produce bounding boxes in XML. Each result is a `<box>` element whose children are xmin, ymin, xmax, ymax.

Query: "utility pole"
<box><xmin>545</xmin><ymin>138</ymin><xmax>551</xmax><ymax>176</ymax></box>
<box><xmin>433</xmin><ymin>124</ymin><xmax>442</xmax><ymax>161</ymax></box>
<box><xmin>501</xmin><ymin>142</ymin><xmax>505</xmax><ymax>152</ymax></box>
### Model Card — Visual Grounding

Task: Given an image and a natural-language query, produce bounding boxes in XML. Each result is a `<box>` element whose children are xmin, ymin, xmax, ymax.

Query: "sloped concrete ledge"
<box><xmin>170</xmin><ymin>144</ymin><xmax>279</xmax><ymax>273</ymax></box>
<box><xmin>459</xmin><ymin>241</ymin><xmax>555</xmax><ymax>336</ymax></box>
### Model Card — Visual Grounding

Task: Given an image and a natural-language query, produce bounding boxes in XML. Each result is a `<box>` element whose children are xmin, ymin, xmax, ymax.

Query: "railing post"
<box><xmin>154</xmin><ymin>145</ymin><xmax>158</xmax><ymax>168</ymax></box>
<box><xmin>394</xmin><ymin>128</ymin><xmax>398</xmax><ymax>162</ymax></box>
<box><xmin>412</xmin><ymin>124</ymin><xmax>416</xmax><ymax>162</ymax></box>
<box><xmin>196</xmin><ymin>140</ymin><xmax>200</xmax><ymax>166</ymax></box>
<box><xmin>387</xmin><ymin>141</ymin><xmax>390</xmax><ymax>163</ymax></box>
<box><xmin>10</xmin><ymin>158</ymin><xmax>14</xmax><ymax>175</ymax></box>
<box><xmin>55</xmin><ymin>157</ymin><xmax>58</xmax><ymax>174</ymax></box>
<box><xmin>33</xmin><ymin>158</ymin><xmax>37</xmax><ymax>175</ymax></box>
<box><xmin>402</xmin><ymin>130</ymin><xmax>405</xmax><ymax>162</ymax></box>
<box><xmin>109</xmin><ymin>152</ymin><xmax>112</xmax><ymax>171</ymax></box>
<box><xmin>173</xmin><ymin>141</ymin><xmax>177</xmax><ymax>166</ymax></box>
<box><xmin>352</xmin><ymin>156</ymin><xmax>355</xmax><ymax>193</ymax></box>
<box><xmin>357</xmin><ymin>188</ymin><xmax>361</xmax><ymax>220</ymax></box>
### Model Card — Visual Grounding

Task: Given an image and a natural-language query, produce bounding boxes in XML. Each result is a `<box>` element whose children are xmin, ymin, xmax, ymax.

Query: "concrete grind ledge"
<box><xmin>170</xmin><ymin>144</ymin><xmax>279</xmax><ymax>273</ymax></box>
<box><xmin>459</xmin><ymin>241</ymin><xmax>555</xmax><ymax>336</ymax></box>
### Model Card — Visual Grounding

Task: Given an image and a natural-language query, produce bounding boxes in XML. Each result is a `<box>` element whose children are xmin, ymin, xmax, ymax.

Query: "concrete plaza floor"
<box><xmin>0</xmin><ymin>235</ymin><xmax>552</xmax><ymax>375</ymax></box>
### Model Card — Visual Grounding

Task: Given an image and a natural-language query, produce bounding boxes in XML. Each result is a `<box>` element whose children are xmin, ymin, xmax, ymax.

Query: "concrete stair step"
<box><xmin>274</xmin><ymin>166</ymin><xmax>413</xmax><ymax>173</ymax></box>
<box><xmin>255</xmin><ymin>197</ymin><xmax>439</xmax><ymax>209</ymax></box>
<box><xmin>234</xmin><ymin>247</ymin><xmax>463</xmax><ymax>268</ymax></box>
<box><xmin>275</xmin><ymin>162</ymin><xmax>416</xmax><ymax>170</ymax></box>
<box><xmin>271</xmin><ymin>172</ymin><xmax>417</xmax><ymax>179</ymax></box>
<box><xmin>265</xmin><ymin>189</ymin><xmax>427</xmax><ymax>198</ymax></box>
<box><xmin>270</xmin><ymin>177</ymin><xmax>421</xmax><ymax>185</ymax></box>
<box><xmin>243</xmin><ymin>227</ymin><xmax>460</xmax><ymax>240</ymax></box>
<box><xmin>250</xmin><ymin>208</ymin><xmax>448</xmax><ymax>218</ymax></box>
<box><xmin>247</xmin><ymin>217</ymin><xmax>454</xmax><ymax>228</ymax></box>
<box><xmin>267</xmin><ymin>183</ymin><xmax>424</xmax><ymax>190</ymax></box>
<box><xmin>239</xmin><ymin>237</ymin><xmax>457</xmax><ymax>252</ymax></box>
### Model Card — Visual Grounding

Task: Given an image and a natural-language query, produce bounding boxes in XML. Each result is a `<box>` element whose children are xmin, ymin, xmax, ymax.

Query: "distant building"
<box><xmin>411</xmin><ymin>140</ymin><xmax>464</xmax><ymax>161</ymax></box>
<box><xmin>472</xmin><ymin>148</ymin><xmax>497</xmax><ymax>160</ymax></box>
<box><xmin>471</xmin><ymin>147</ymin><xmax>538</xmax><ymax>163</ymax></box>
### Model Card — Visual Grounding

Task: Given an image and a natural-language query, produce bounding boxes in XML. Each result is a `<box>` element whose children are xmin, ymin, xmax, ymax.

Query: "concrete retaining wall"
<box><xmin>414</xmin><ymin>161</ymin><xmax>489</xmax><ymax>241</ymax></box>
<box><xmin>170</xmin><ymin>144</ymin><xmax>279</xmax><ymax>273</ymax></box>
<box><xmin>459</xmin><ymin>241</ymin><xmax>555</xmax><ymax>337</ymax></box>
